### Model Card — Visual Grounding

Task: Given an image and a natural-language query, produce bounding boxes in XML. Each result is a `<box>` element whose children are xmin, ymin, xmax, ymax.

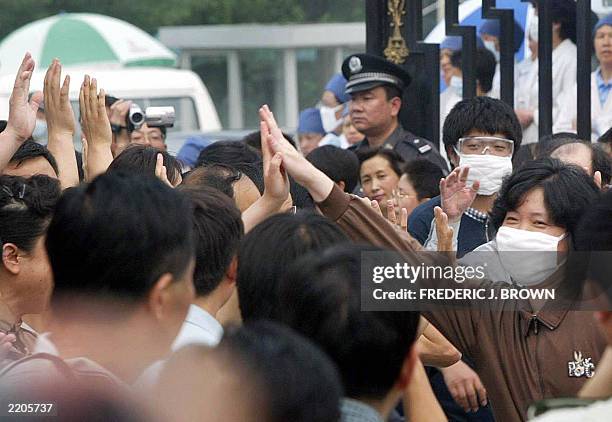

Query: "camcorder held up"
<box><xmin>128</xmin><ymin>104</ymin><xmax>175</xmax><ymax>131</ymax></box>
<box><xmin>105</xmin><ymin>95</ymin><xmax>175</xmax><ymax>132</ymax></box>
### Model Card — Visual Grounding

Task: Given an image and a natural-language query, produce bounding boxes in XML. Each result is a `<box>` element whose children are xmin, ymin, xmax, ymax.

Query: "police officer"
<box><xmin>343</xmin><ymin>54</ymin><xmax>449</xmax><ymax>174</ymax></box>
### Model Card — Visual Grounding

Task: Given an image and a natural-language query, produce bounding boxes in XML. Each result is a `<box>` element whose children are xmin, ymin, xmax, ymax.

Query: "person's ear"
<box><xmin>336</xmin><ymin>180</ymin><xmax>346</xmax><ymax>192</ymax></box>
<box><xmin>396</xmin><ymin>346</ymin><xmax>418</xmax><ymax>390</ymax></box>
<box><xmin>225</xmin><ymin>256</ymin><xmax>238</xmax><ymax>287</ymax></box>
<box><xmin>147</xmin><ymin>273</ymin><xmax>175</xmax><ymax>321</ymax></box>
<box><xmin>595</xmin><ymin>311</ymin><xmax>612</xmax><ymax>324</ymax></box>
<box><xmin>390</xmin><ymin>97</ymin><xmax>402</xmax><ymax>117</ymax></box>
<box><xmin>446</xmin><ymin>145</ymin><xmax>459</xmax><ymax>168</ymax></box>
<box><xmin>2</xmin><ymin>244</ymin><xmax>21</xmax><ymax>275</ymax></box>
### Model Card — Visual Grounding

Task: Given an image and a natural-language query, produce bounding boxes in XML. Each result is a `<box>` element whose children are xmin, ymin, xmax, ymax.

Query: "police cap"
<box><xmin>341</xmin><ymin>53</ymin><xmax>412</xmax><ymax>95</ymax></box>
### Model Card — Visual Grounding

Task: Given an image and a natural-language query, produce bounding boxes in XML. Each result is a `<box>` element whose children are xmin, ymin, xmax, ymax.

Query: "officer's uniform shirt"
<box><xmin>349</xmin><ymin>125</ymin><xmax>449</xmax><ymax>174</ymax></box>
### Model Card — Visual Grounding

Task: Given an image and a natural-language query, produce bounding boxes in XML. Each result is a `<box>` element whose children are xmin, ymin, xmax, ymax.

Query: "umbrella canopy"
<box><xmin>0</xmin><ymin>13</ymin><xmax>176</xmax><ymax>75</ymax></box>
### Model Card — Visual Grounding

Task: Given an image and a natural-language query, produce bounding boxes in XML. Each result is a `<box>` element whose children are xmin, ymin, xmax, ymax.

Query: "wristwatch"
<box><xmin>110</xmin><ymin>123</ymin><xmax>127</xmax><ymax>134</ymax></box>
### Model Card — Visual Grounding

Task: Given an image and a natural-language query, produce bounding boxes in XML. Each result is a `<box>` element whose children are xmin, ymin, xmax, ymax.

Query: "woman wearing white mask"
<box><xmin>456</xmin><ymin>158</ymin><xmax>600</xmax><ymax>287</ymax></box>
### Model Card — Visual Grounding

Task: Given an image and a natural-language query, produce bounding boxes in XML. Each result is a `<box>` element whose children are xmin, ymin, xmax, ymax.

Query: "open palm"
<box><xmin>7</xmin><ymin>53</ymin><xmax>41</xmax><ymax>142</ymax></box>
<box><xmin>440</xmin><ymin>166</ymin><xmax>479</xmax><ymax>222</ymax></box>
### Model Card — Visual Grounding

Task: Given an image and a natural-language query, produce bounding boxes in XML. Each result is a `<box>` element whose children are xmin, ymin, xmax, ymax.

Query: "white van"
<box><xmin>0</xmin><ymin>67</ymin><xmax>221</xmax><ymax>134</ymax></box>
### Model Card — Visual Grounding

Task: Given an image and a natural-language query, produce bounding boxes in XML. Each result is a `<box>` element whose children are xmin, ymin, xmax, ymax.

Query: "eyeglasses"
<box><xmin>457</xmin><ymin>136</ymin><xmax>514</xmax><ymax>157</ymax></box>
<box><xmin>392</xmin><ymin>189</ymin><xmax>416</xmax><ymax>199</ymax></box>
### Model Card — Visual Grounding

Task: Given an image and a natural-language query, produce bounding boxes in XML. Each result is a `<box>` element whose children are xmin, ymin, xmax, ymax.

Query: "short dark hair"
<box><xmin>490</xmin><ymin>158</ymin><xmax>600</xmax><ymax>245</ymax></box>
<box><xmin>307</xmin><ymin>146</ymin><xmax>360</xmax><ymax>193</ymax></box>
<box><xmin>178</xmin><ymin>184</ymin><xmax>244</xmax><ymax>297</ymax></box>
<box><xmin>0</xmin><ymin>175</ymin><xmax>61</xmax><ymax>252</ymax></box>
<box><xmin>442</xmin><ymin>96</ymin><xmax>522</xmax><ymax>155</ymax></box>
<box><xmin>593</xmin><ymin>145</ymin><xmax>612</xmax><ymax>186</ymax></box>
<box><xmin>537</xmin><ymin>132</ymin><xmax>582</xmax><ymax>158</ymax></box>
<box><xmin>218</xmin><ymin>322</ymin><xmax>342</xmax><ymax>422</ymax></box>
<box><xmin>196</xmin><ymin>141</ymin><xmax>264</xmax><ymax>194</ymax></box>
<box><xmin>540</xmin><ymin>137</ymin><xmax>612</xmax><ymax>186</ymax></box>
<box><xmin>237</xmin><ymin>211</ymin><xmax>347</xmax><ymax>321</ymax></box>
<box><xmin>278</xmin><ymin>243</ymin><xmax>421</xmax><ymax>400</ymax></box>
<box><xmin>382</xmin><ymin>84</ymin><xmax>402</xmax><ymax>101</ymax></box>
<box><xmin>401</xmin><ymin>159</ymin><xmax>443</xmax><ymax>200</ymax></box>
<box><xmin>0</xmin><ymin>120</ymin><xmax>7</xmax><ymax>133</ymax></box>
<box><xmin>597</xmin><ymin>126</ymin><xmax>612</xmax><ymax>145</ymax></box>
<box><xmin>107</xmin><ymin>145</ymin><xmax>182</xmax><ymax>185</ymax></box>
<box><xmin>450</xmin><ymin>48</ymin><xmax>497</xmax><ymax>94</ymax></box>
<box><xmin>181</xmin><ymin>164</ymin><xmax>241</xmax><ymax>199</ymax></box>
<box><xmin>551</xmin><ymin>0</ymin><xmax>577</xmax><ymax>43</ymax></box>
<box><xmin>9</xmin><ymin>140</ymin><xmax>59</xmax><ymax>176</ymax></box>
<box><xmin>46</xmin><ymin>172</ymin><xmax>194</xmax><ymax>306</ymax></box>
<box><xmin>356</xmin><ymin>148</ymin><xmax>404</xmax><ymax>178</ymax></box>
<box><xmin>242</xmin><ymin>131</ymin><xmax>297</xmax><ymax>151</ymax></box>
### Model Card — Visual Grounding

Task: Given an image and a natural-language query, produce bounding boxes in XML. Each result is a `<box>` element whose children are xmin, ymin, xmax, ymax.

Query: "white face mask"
<box><xmin>458</xmin><ymin>153</ymin><xmax>512</xmax><ymax>195</ymax></box>
<box><xmin>529</xmin><ymin>16</ymin><xmax>539</xmax><ymax>43</ymax></box>
<box><xmin>319</xmin><ymin>105</ymin><xmax>344</xmax><ymax>133</ymax></box>
<box><xmin>31</xmin><ymin>119</ymin><xmax>48</xmax><ymax>143</ymax></box>
<box><xmin>483</xmin><ymin>40</ymin><xmax>500</xmax><ymax>62</ymax></box>
<box><xmin>449</xmin><ymin>75</ymin><xmax>463</xmax><ymax>97</ymax></box>
<box><xmin>495</xmin><ymin>226</ymin><xmax>567</xmax><ymax>286</ymax></box>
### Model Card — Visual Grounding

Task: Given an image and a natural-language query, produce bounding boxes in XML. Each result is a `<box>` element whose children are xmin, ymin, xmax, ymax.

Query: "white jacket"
<box><xmin>516</xmin><ymin>39</ymin><xmax>577</xmax><ymax>144</ymax></box>
<box><xmin>554</xmin><ymin>70</ymin><xmax>612</xmax><ymax>141</ymax></box>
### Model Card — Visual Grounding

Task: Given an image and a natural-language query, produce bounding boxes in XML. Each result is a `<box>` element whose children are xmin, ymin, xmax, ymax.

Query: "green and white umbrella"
<box><xmin>0</xmin><ymin>13</ymin><xmax>176</xmax><ymax>74</ymax></box>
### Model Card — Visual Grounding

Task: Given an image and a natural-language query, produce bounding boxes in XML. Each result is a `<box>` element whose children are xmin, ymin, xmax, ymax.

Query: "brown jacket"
<box><xmin>317</xmin><ymin>185</ymin><xmax>607</xmax><ymax>422</ymax></box>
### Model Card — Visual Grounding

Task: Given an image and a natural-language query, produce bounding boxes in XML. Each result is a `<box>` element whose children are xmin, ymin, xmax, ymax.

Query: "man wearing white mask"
<box><xmin>409</xmin><ymin>96</ymin><xmax>522</xmax><ymax>258</ymax></box>
<box><xmin>554</xmin><ymin>14</ymin><xmax>612</xmax><ymax>140</ymax></box>
<box><xmin>439</xmin><ymin>48</ymin><xmax>497</xmax><ymax>164</ymax></box>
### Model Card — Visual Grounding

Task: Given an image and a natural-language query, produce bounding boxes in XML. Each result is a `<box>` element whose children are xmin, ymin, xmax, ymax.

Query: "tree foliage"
<box><xmin>0</xmin><ymin>0</ymin><xmax>365</xmax><ymax>40</ymax></box>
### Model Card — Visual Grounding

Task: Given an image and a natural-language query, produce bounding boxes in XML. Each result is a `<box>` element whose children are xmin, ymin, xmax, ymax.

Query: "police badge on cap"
<box><xmin>341</xmin><ymin>53</ymin><xmax>412</xmax><ymax>95</ymax></box>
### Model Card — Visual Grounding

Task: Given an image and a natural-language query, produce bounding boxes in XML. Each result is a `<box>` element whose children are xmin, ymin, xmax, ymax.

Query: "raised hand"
<box><xmin>44</xmin><ymin>59</ymin><xmax>75</xmax><ymax>139</ymax></box>
<box><xmin>43</xmin><ymin>59</ymin><xmax>79</xmax><ymax>188</ymax></box>
<box><xmin>5</xmin><ymin>53</ymin><xmax>41</xmax><ymax>143</ymax></box>
<box><xmin>386</xmin><ymin>200</ymin><xmax>409</xmax><ymax>231</ymax></box>
<box><xmin>259</xmin><ymin>104</ymin><xmax>333</xmax><ymax>202</ymax></box>
<box><xmin>440</xmin><ymin>166</ymin><xmax>479</xmax><ymax>223</ymax></box>
<box><xmin>260</xmin><ymin>120</ymin><xmax>289</xmax><ymax>207</ymax></box>
<box><xmin>79</xmin><ymin>76</ymin><xmax>112</xmax><ymax>148</ymax></box>
<box><xmin>155</xmin><ymin>153</ymin><xmax>174</xmax><ymax>187</ymax></box>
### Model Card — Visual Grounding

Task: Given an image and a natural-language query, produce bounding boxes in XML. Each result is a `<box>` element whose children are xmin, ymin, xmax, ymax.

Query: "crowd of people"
<box><xmin>0</xmin><ymin>2</ymin><xmax>611</xmax><ymax>421</ymax></box>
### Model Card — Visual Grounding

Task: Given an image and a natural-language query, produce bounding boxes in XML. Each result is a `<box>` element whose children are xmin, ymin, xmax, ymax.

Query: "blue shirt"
<box><xmin>408</xmin><ymin>196</ymin><xmax>490</xmax><ymax>258</ymax></box>
<box><xmin>595</xmin><ymin>68</ymin><xmax>612</xmax><ymax>106</ymax></box>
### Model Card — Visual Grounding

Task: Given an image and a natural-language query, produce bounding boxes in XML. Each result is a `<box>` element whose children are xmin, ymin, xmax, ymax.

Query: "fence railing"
<box><xmin>365</xmin><ymin>0</ymin><xmax>595</xmax><ymax>144</ymax></box>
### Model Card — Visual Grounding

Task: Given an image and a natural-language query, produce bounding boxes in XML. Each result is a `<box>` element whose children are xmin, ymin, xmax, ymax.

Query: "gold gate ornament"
<box><xmin>384</xmin><ymin>0</ymin><xmax>410</xmax><ymax>64</ymax></box>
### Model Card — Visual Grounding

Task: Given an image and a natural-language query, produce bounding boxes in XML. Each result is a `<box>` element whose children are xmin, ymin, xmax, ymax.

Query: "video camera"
<box><xmin>105</xmin><ymin>95</ymin><xmax>175</xmax><ymax>132</ymax></box>
<box><xmin>128</xmin><ymin>104</ymin><xmax>175</xmax><ymax>131</ymax></box>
